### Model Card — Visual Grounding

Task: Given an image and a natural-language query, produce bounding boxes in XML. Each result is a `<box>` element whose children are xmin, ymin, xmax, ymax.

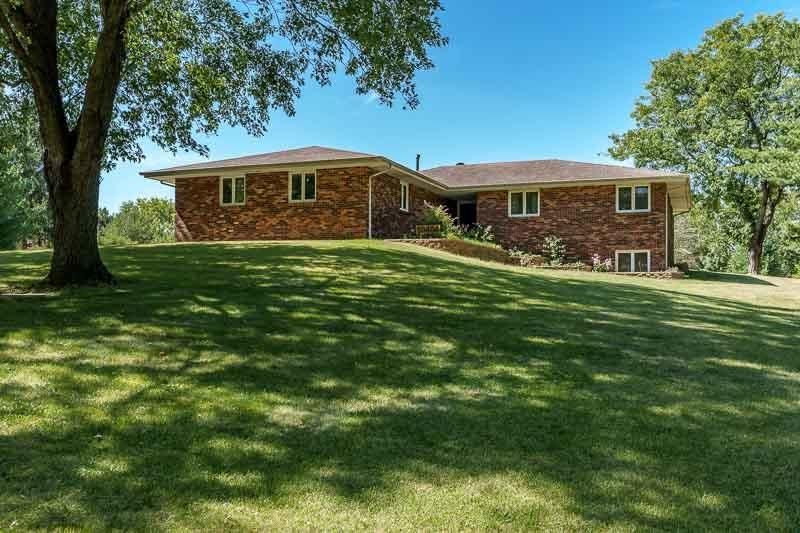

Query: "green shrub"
<box><xmin>543</xmin><ymin>235</ymin><xmax>566</xmax><ymax>265</ymax></box>
<box><xmin>461</xmin><ymin>223</ymin><xmax>494</xmax><ymax>243</ymax></box>
<box><xmin>420</xmin><ymin>202</ymin><xmax>458</xmax><ymax>237</ymax></box>
<box><xmin>100</xmin><ymin>197</ymin><xmax>175</xmax><ymax>246</ymax></box>
<box><xmin>418</xmin><ymin>203</ymin><xmax>499</xmax><ymax>246</ymax></box>
<box><xmin>509</xmin><ymin>247</ymin><xmax>545</xmax><ymax>267</ymax></box>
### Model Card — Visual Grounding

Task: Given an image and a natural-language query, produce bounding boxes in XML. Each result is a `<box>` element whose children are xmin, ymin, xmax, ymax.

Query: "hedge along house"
<box><xmin>141</xmin><ymin>146</ymin><xmax>691</xmax><ymax>272</ymax></box>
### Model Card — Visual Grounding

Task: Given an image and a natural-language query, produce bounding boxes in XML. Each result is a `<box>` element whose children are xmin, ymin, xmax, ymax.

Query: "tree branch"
<box><xmin>0</xmin><ymin>4</ymin><xmax>32</xmax><ymax>72</ymax></box>
<box><xmin>129</xmin><ymin>0</ymin><xmax>153</xmax><ymax>16</ymax></box>
<box><xmin>72</xmin><ymin>0</ymin><xmax>131</xmax><ymax>179</ymax></box>
<box><xmin>743</xmin><ymin>106</ymin><xmax>765</xmax><ymax>151</ymax></box>
<box><xmin>764</xmin><ymin>185</ymin><xmax>785</xmax><ymax>229</ymax></box>
<box><xmin>0</xmin><ymin>75</ymin><xmax>23</xmax><ymax>88</ymax></box>
<box><xmin>0</xmin><ymin>0</ymin><xmax>71</xmax><ymax>167</ymax></box>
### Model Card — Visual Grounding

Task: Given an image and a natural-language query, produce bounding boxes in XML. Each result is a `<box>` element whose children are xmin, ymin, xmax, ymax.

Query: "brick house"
<box><xmin>141</xmin><ymin>146</ymin><xmax>691</xmax><ymax>272</ymax></box>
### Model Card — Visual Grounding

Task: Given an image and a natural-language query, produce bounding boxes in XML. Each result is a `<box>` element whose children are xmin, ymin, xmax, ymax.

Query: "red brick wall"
<box><xmin>477</xmin><ymin>183</ymin><xmax>671</xmax><ymax>270</ymax></box>
<box><xmin>174</xmin><ymin>166</ymin><xmax>372</xmax><ymax>241</ymax></box>
<box><xmin>371</xmin><ymin>174</ymin><xmax>444</xmax><ymax>238</ymax></box>
<box><xmin>174</xmin><ymin>166</ymin><xmax>444</xmax><ymax>241</ymax></box>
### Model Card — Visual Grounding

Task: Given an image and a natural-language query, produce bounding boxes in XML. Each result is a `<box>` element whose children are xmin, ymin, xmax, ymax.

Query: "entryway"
<box><xmin>457</xmin><ymin>201</ymin><xmax>477</xmax><ymax>226</ymax></box>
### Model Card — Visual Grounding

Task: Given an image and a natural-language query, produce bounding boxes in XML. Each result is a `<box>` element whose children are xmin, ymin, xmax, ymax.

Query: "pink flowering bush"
<box><xmin>591</xmin><ymin>254</ymin><xmax>614</xmax><ymax>272</ymax></box>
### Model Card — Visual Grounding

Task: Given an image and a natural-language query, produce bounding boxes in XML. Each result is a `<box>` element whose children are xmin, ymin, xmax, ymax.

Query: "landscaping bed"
<box><xmin>611</xmin><ymin>269</ymin><xmax>685</xmax><ymax>279</ymax></box>
<box><xmin>391</xmin><ymin>238</ymin><xmax>512</xmax><ymax>264</ymax></box>
<box><xmin>395</xmin><ymin>238</ymin><xmax>684</xmax><ymax>277</ymax></box>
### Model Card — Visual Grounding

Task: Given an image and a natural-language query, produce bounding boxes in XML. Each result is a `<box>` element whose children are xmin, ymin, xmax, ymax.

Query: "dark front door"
<box><xmin>458</xmin><ymin>202</ymin><xmax>477</xmax><ymax>227</ymax></box>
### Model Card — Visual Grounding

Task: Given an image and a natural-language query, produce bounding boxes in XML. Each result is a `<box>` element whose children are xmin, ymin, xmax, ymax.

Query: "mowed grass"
<box><xmin>0</xmin><ymin>240</ymin><xmax>798</xmax><ymax>531</ymax></box>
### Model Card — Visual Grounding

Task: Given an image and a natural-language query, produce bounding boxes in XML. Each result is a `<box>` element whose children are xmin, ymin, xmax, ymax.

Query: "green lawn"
<box><xmin>1</xmin><ymin>241</ymin><xmax>798</xmax><ymax>531</ymax></box>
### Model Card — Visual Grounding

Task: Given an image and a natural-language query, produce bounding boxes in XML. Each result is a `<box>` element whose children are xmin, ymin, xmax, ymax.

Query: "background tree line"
<box><xmin>0</xmin><ymin>95</ymin><xmax>50</xmax><ymax>249</ymax></box>
<box><xmin>675</xmin><ymin>195</ymin><xmax>800</xmax><ymax>277</ymax></box>
<box><xmin>98</xmin><ymin>197</ymin><xmax>175</xmax><ymax>246</ymax></box>
<box><xmin>1</xmin><ymin>97</ymin><xmax>173</xmax><ymax>248</ymax></box>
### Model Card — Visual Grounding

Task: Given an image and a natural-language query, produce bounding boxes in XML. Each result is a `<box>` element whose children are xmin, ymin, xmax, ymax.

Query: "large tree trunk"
<box><xmin>747</xmin><ymin>233</ymin><xmax>764</xmax><ymax>275</ymax></box>
<box><xmin>45</xmin><ymin>160</ymin><xmax>112</xmax><ymax>286</ymax></box>
<box><xmin>0</xmin><ymin>0</ymin><xmax>131</xmax><ymax>286</ymax></box>
<box><xmin>745</xmin><ymin>181</ymin><xmax>784</xmax><ymax>276</ymax></box>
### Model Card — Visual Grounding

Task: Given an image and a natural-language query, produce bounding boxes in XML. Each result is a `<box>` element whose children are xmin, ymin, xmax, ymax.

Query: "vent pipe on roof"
<box><xmin>415</xmin><ymin>154</ymin><xmax>421</xmax><ymax>171</ymax></box>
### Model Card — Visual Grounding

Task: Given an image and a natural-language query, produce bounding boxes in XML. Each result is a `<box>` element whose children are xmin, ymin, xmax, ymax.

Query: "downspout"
<box><xmin>368</xmin><ymin>165</ymin><xmax>393</xmax><ymax>239</ymax></box>
<box><xmin>665</xmin><ymin>185</ymin><xmax>671</xmax><ymax>269</ymax></box>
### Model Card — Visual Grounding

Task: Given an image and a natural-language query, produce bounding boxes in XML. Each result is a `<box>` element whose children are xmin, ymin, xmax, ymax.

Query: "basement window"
<box><xmin>616</xmin><ymin>250</ymin><xmax>650</xmax><ymax>272</ymax></box>
<box><xmin>220</xmin><ymin>176</ymin><xmax>246</xmax><ymax>206</ymax></box>
<box><xmin>508</xmin><ymin>189</ymin><xmax>540</xmax><ymax>217</ymax></box>
<box><xmin>289</xmin><ymin>170</ymin><xmax>316</xmax><ymax>202</ymax></box>
<box><xmin>617</xmin><ymin>184</ymin><xmax>650</xmax><ymax>212</ymax></box>
<box><xmin>400</xmin><ymin>181</ymin><xmax>410</xmax><ymax>212</ymax></box>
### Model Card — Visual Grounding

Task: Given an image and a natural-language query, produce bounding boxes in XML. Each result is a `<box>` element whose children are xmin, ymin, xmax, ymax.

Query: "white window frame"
<box><xmin>508</xmin><ymin>188</ymin><xmax>540</xmax><ymax>218</ymax></box>
<box><xmin>616</xmin><ymin>183</ymin><xmax>651</xmax><ymax>213</ymax></box>
<box><xmin>220</xmin><ymin>176</ymin><xmax>246</xmax><ymax>206</ymax></box>
<box><xmin>288</xmin><ymin>169</ymin><xmax>317</xmax><ymax>203</ymax></box>
<box><xmin>615</xmin><ymin>250</ymin><xmax>651</xmax><ymax>273</ymax></box>
<box><xmin>400</xmin><ymin>181</ymin><xmax>410</xmax><ymax>212</ymax></box>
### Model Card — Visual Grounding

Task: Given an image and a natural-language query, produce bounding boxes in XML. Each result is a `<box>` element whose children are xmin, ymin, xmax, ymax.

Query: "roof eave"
<box><xmin>140</xmin><ymin>155</ymin><xmax>450</xmax><ymax>193</ymax></box>
<box><xmin>140</xmin><ymin>156</ymin><xmax>689</xmax><ymax>202</ymax></box>
<box><xmin>438</xmin><ymin>174</ymin><xmax>690</xmax><ymax>193</ymax></box>
<box><xmin>139</xmin><ymin>156</ymin><xmax>386</xmax><ymax>180</ymax></box>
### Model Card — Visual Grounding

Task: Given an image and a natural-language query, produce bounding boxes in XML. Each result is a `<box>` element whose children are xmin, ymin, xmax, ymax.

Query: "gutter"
<box><xmin>440</xmin><ymin>174</ymin><xmax>690</xmax><ymax>193</ymax></box>
<box><xmin>139</xmin><ymin>156</ymin><xmax>384</xmax><ymax>179</ymax></box>
<box><xmin>368</xmin><ymin>164</ymin><xmax>393</xmax><ymax>239</ymax></box>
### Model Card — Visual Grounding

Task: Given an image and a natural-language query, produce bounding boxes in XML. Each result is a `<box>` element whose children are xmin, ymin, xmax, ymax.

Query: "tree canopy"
<box><xmin>1</xmin><ymin>0</ymin><xmax>446</xmax><ymax>164</ymax></box>
<box><xmin>609</xmin><ymin>13</ymin><xmax>800</xmax><ymax>274</ymax></box>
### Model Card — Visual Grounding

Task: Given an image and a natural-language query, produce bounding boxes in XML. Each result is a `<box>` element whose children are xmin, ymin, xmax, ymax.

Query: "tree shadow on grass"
<box><xmin>686</xmin><ymin>270</ymin><xmax>778</xmax><ymax>286</ymax></box>
<box><xmin>0</xmin><ymin>242</ymin><xmax>798</xmax><ymax>529</ymax></box>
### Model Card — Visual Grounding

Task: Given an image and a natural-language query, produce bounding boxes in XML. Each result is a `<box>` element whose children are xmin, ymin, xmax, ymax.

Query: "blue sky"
<box><xmin>102</xmin><ymin>0</ymin><xmax>798</xmax><ymax>211</ymax></box>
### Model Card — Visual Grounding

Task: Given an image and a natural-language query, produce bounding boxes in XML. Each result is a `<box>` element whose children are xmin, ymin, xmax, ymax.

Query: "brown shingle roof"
<box><xmin>141</xmin><ymin>146</ymin><xmax>686</xmax><ymax>194</ymax></box>
<box><xmin>423</xmin><ymin>159</ymin><xmax>682</xmax><ymax>188</ymax></box>
<box><xmin>144</xmin><ymin>145</ymin><xmax>377</xmax><ymax>175</ymax></box>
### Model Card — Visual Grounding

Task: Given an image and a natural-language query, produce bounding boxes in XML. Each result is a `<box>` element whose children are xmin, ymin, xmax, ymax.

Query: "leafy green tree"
<box><xmin>677</xmin><ymin>203</ymin><xmax>749</xmax><ymax>272</ymax></box>
<box><xmin>761</xmin><ymin>192</ymin><xmax>800</xmax><ymax>276</ymax></box>
<box><xmin>675</xmin><ymin>194</ymin><xmax>800</xmax><ymax>276</ymax></box>
<box><xmin>0</xmin><ymin>89</ymin><xmax>24</xmax><ymax>249</ymax></box>
<box><xmin>0</xmin><ymin>91</ymin><xmax>49</xmax><ymax>249</ymax></box>
<box><xmin>100</xmin><ymin>197</ymin><xmax>174</xmax><ymax>245</ymax></box>
<box><xmin>97</xmin><ymin>207</ymin><xmax>114</xmax><ymax>235</ymax></box>
<box><xmin>0</xmin><ymin>191</ymin><xmax>18</xmax><ymax>249</ymax></box>
<box><xmin>0</xmin><ymin>0</ymin><xmax>447</xmax><ymax>285</ymax></box>
<box><xmin>610</xmin><ymin>14</ymin><xmax>800</xmax><ymax>274</ymax></box>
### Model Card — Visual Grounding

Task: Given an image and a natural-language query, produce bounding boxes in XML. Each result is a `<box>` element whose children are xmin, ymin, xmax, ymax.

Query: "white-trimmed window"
<box><xmin>400</xmin><ymin>181</ymin><xmax>410</xmax><ymax>212</ymax></box>
<box><xmin>220</xmin><ymin>176</ymin><xmax>246</xmax><ymax>206</ymax></box>
<box><xmin>616</xmin><ymin>250</ymin><xmax>650</xmax><ymax>272</ymax></box>
<box><xmin>508</xmin><ymin>189</ymin><xmax>540</xmax><ymax>217</ymax></box>
<box><xmin>289</xmin><ymin>170</ymin><xmax>316</xmax><ymax>202</ymax></box>
<box><xmin>617</xmin><ymin>183</ymin><xmax>650</xmax><ymax>213</ymax></box>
